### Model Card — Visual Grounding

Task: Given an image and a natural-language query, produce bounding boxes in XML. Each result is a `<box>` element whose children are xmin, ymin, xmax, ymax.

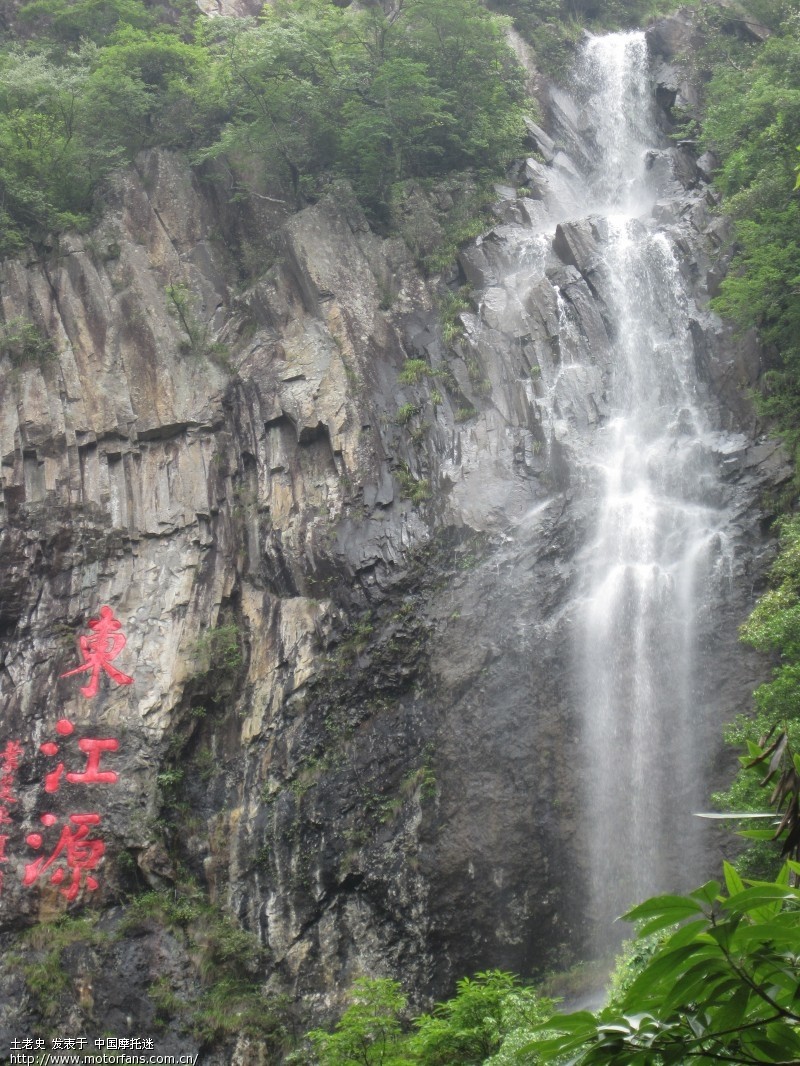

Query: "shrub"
<box><xmin>0</xmin><ymin>318</ymin><xmax>58</xmax><ymax>368</ymax></box>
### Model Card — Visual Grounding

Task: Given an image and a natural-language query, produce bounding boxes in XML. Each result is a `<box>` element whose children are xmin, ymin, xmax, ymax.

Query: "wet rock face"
<box><xmin>0</xmin><ymin>34</ymin><xmax>790</xmax><ymax>1052</ymax></box>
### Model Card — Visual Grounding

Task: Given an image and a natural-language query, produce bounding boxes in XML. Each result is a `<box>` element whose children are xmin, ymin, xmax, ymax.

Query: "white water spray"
<box><xmin>572</xmin><ymin>33</ymin><xmax>734</xmax><ymax>938</ymax></box>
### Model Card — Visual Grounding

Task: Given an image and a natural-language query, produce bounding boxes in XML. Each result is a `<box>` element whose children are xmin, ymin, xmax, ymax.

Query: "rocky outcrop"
<box><xmin>0</xmin><ymin>24</ymin><xmax>790</xmax><ymax>1061</ymax></box>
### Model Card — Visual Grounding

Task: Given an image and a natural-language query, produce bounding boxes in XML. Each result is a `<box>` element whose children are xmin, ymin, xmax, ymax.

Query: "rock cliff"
<box><xmin>0</xmin><ymin>16</ymin><xmax>790</xmax><ymax>1060</ymax></box>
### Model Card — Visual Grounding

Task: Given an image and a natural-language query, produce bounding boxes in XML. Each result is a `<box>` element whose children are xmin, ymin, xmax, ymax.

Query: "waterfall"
<box><xmin>449</xmin><ymin>22</ymin><xmax>770</xmax><ymax>972</ymax></box>
<box><xmin>569</xmin><ymin>34</ymin><xmax>733</xmax><ymax>941</ymax></box>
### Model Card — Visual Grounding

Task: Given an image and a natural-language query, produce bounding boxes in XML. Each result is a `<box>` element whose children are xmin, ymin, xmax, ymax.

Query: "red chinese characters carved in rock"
<box><xmin>24</xmin><ymin>813</ymin><xmax>106</xmax><ymax>901</ymax></box>
<box><xmin>39</xmin><ymin>719</ymin><xmax>119</xmax><ymax>794</ymax></box>
<box><xmin>0</xmin><ymin>740</ymin><xmax>22</xmax><ymax>894</ymax></box>
<box><xmin>59</xmin><ymin>606</ymin><xmax>134</xmax><ymax>699</ymax></box>
<box><xmin>24</xmin><ymin>719</ymin><xmax>121</xmax><ymax>900</ymax></box>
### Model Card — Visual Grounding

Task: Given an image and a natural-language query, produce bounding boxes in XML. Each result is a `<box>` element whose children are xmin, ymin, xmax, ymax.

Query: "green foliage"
<box><xmin>156</xmin><ymin>766</ymin><xmax>185</xmax><ymax>791</ymax></box>
<box><xmin>412</xmin><ymin>970</ymin><xmax>553</xmax><ymax>1065</ymax></box>
<box><xmin>402</xmin><ymin>760</ymin><xmax>437</xmax><ymax>803</ymax></box>
<box><xmin>0</xmin><ymin>0</ymin><xmax>525</xmax><ymax>252</ymax></box>
<box><xmin>396</xmin><ymin>402</ymin><xmax>419</xmax><ymax>426</ymax></box>
<box><xmin>487</xmin><ymin>0</ymin><xmax>682</xmax><ymax>80</ymax></box>
<box><xmin>0</xmin><ymin>316</ymin><xmax>57</xmax><ymax>368</ymax></box>
<box><xmin>714</xmin><ymin>517</ymin><xmax>800</xmax><ymax>871</ymax></box>
<box><xmin>454</xmin><ymin>405</ymin><xmax>478</xmax><ymax>422</ymax></box>
<box><xmin>421</xmin><ymin>187</ymin><xmax>497</xmax><ymax>275</ymax></box>
<box><xmin>18</xmin><ymin>0</ymin><xmax>156</xmax><ymax>48</ymax></box>
<box><xmin>201</xmin><ymin>0</ymin><xmax>526</xmax><ymax>221</ymax></box>
<box><xmin>604</xmin><ymin>931</ymin><xmax>671</xmax><ymax>1007</ymax></box>
<box><xmin>124</xmin><ymin>881</ymin><xmax>284</xmax><ymax>1047</ymax></box>
<box><xmin>398</xmin><ymin>360</ymin><xmax>431</xmax><ymax>385</ymax></box>
<box><xmin>302</xmin><ymin>972</ymin><xmax>554</xmax><ymax>1066</ymax></box>
<box><xmin>396</xmin><ymin>462</ymin><xmax>431</xmax><ymax>505</ymax></box>
<box><xmin>700</xmin><ymin>8</ymin><xmax>800</xmax><ymax>464</ymax></box>
<box><xmin>19</xmin><ymin>915</ymin><xmax>107</xmax><ymax>1020</ymax></box>
<box><xmin>190</xmin><ymin>622</ymin><xmax>243</xmax><ymax>674</ymax></box>
<box><xmin>525</xmin><ymin>867</ymin><xmax>800</xmax><ymax>1065</ymax></box>
<box><xmin>83</xmin><ymin>26</ymin><xmax>208</xmax><ymax>153</ymax></box>
<box><xmin>307</xmin><ymin>977</ymin><xmax>408</xmax><ymax>1066</ymax></box>
<box><xmin>0</xmin><ymin>49</ymin><xmax>106</xmax><ymax>251</ymax></box>
<box><xmin>165</xmin><ymin>281</ymin><xmax>228</xmax><ymax>364</ymax></box>
<box><xmin>149</xmin><ymin>974</ymin><xmax>183</xmax><ymax>1027</ymax></box>
<box><xmin>191</xmin><ymin>979</ymin><xmax>289</xmax><ymax>1045</ymax></box>
<box><xmin>0</xmin><ymin>19</ymin><xmax>207</xmax><ymax>251</ymax></box>
<box><xmin>438</xmin><ymin>288</ymin><xmax>472</xmax><ymax>344</ymax></box>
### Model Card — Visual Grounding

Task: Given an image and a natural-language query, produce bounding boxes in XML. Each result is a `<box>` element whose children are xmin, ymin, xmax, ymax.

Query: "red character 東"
<box><xmin>60</xmin><ymin>606</ymin><xmax>134</xmax><ymax>699</ymax></box>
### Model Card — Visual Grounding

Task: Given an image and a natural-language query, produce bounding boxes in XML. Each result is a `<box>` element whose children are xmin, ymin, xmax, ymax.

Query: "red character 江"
<box><xmin>39</xmin><ymin>720</ymin><xmax>119</xmax><ymax>794</ymax></box>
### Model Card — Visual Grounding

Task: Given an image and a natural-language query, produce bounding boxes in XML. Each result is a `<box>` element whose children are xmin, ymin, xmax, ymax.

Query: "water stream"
<box><xmin>469</xmin><ymin>31</ymin><xmax>748</xmax><ymax>953</ymax></box>
<box><xmin>565</xmin><ymin>33</ymin><xmax>735</xmax><ymax>940</ymax></box>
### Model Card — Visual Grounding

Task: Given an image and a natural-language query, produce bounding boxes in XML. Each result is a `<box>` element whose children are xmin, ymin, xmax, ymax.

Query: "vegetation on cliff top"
<box><xmin>0</xmin><ymin>0</ymin><xmax>528</xmax><ymax>254</ymax></box>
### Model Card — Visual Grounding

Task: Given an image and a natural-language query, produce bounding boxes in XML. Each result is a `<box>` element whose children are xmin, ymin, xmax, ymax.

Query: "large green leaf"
<box><xmin>623</xmin><ymin>895</ymin><xmax>706</xmax><ymax>923</ymax></box>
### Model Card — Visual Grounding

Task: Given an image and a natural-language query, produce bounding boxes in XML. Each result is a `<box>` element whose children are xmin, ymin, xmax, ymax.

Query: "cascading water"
<box><xmin>443</xmin><ymin>23</ymin><xmax>779</xmax><ymax>979</ymax></box>
<box><xmin>457</xmin><ymin>31</ymin><xmax>751</xmax><ymax>955</ymax></box>
<box><xmin>569</xmin><ymin>34</ymin><xmax>735</xmax><ymax>941</ymax></box>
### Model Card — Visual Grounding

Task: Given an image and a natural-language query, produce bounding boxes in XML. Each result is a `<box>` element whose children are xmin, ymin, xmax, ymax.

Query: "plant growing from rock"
<box><xmin>396</xmin><ymin>462</ymin><xmax>431</xmax><ymax>505</ymax></box>
<box><xmin>398</xmin><ymin>359</ymin><xmax>431</xmax><ymax>385</ymax></box>
<box><xmin>395</xmin><ymin>402</ymin><xmax>418</xmax><ymax>425</ymax></box>
<box><xmin>0</xmin><ymin>317</ymin><xmax>57</xmax><ymax>369</ymax></box>
<box><xmin>166</xmin><ymin>282</ymin><xmax>230</xmax><ymax>366</ymax></box>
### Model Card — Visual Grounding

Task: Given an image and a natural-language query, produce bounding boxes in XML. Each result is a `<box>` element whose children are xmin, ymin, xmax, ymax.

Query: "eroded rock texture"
<box><xmin>0</xmin><ymin>21</ymin><xmax>790</xmax><ymax>1059</ymax></box>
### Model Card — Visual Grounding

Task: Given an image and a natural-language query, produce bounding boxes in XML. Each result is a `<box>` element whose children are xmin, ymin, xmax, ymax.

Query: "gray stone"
<box><xmin>696</xmin><ymin>151</ymin><xmax>719</xmax><ymax>183</ymax></box>
<box><xmin>523</xmin><ymin>117</ymin><xmax>556</xmax><ymax>163</ymax></box>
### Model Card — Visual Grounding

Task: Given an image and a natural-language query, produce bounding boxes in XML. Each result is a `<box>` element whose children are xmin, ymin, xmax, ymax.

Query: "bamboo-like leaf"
<box><xmin>529</xmin><ymin>1010</ymin><xmax>597</xmax><ymax>1036</ymax></box>
<box><xmin>634</xmin><ymin>912</ymin><xmax>693</xmax><ymax>938</ymax></box>
<box><xmin>624</xmin><ymin>945</ymin><xmax>712</xmax><ymax>1001</ymax></box>
<box><xmin>660</xmin><ymin>918</ymin><xmax>709</xmax><ymax>949</ymax></box>
<box><xmin>662</xmin><ymin>964</ymin><xmax>734</xmax><ymax>1012</ymax></box>
<box><xmin>723</xmin><ymin>860</ymin><xmax>745</xmax><ymax>897</ymax></box>
<box><xmin>725</xmin><ymin>883</ymin><xmax>798</xmax><ymax>916</ymax></box>
<box><xmin>694</xmin><ymin>811</ymin><xmax>775</xmax><ymax>819</ymax></box>
<box><xmin>690</xmin><ymin>880</ymin><xmax>721</xmax><ymax>905</ymax></box>
<box><xmin>745</xmin><ymin>731</ymin><xmax>783</xmax><ymax>771</ymax></box>
<box><xmin>709</xmin><ymin>985</ymin><xmax>752</xmax><ymax>1034</ymax></box>
<box><xmin>760</xmin><ymin>731</ymin><xmax>789</xmax><ymax>785</ymax></box>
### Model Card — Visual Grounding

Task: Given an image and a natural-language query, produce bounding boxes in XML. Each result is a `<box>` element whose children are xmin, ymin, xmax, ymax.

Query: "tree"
<box><xmin>17</xmin><ymin>0</ymin><xmax>156</xmax><ymax>48</ymax></box>
<box><xmin>0</xmin><ymin>49</ymin><xmax>99</xmax><ymax>251</ymax></box>
<box><xmin>83</xmin><ymin>25</ymin><xmax>207</xmax><ymax>150</ymax></box>
<box><xmin>411</xmin><ymin>970</ymin><xmax>553</xmax><ymax>1065</ymax></box>
<box><xmin>307</xmin><ymin>977</ymin><xmax>409</xmax><ymax>1066</ymax></box>
<box><xmin>202</xmin><ymin>0</ymin><xmax>525</xmax><ymax>217</ymax></box>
